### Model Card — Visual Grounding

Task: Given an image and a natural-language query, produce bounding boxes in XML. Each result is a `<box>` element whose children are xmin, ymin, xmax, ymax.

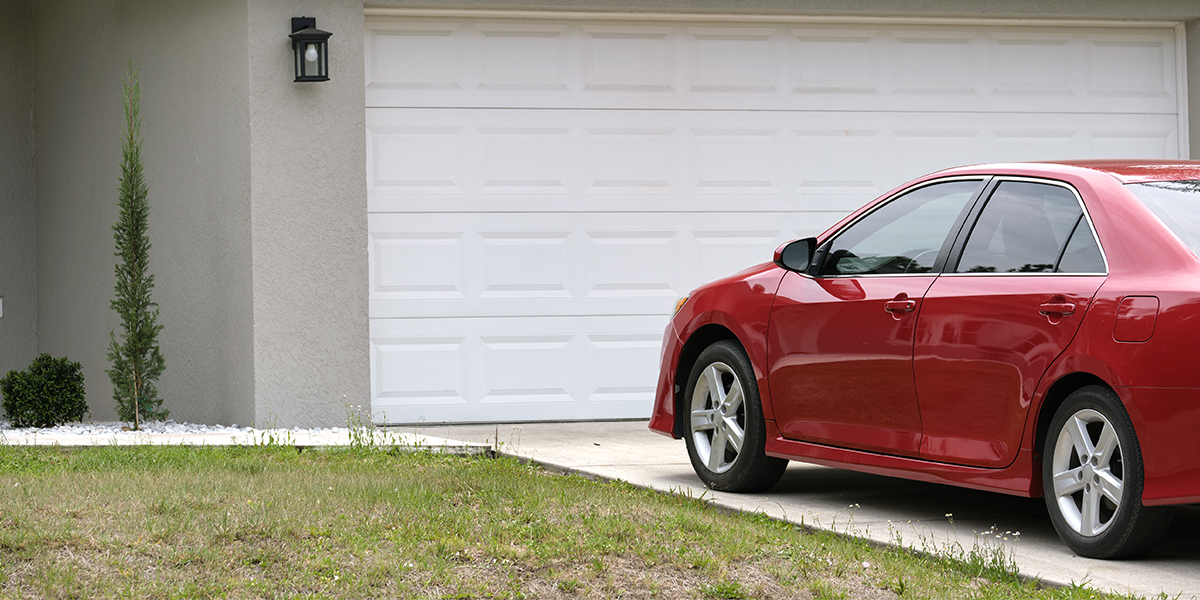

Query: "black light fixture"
<box><xmin>290</xmin><ymin>17</ymin><xmax>332</xmax><ymax>82</ymax></box>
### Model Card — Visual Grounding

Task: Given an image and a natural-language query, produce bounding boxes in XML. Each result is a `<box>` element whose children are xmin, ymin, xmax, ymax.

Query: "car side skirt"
<box><xmin>764</xmin><ymin>420</ymin><xmax>1037</xmax><ymax>497</ymax></box>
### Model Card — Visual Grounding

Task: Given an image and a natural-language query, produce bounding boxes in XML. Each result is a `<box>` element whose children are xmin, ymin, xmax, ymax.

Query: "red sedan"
<box><xmin>649</xmin><ymin>160</ymin><xmax>1200</xmax><ymax>559</ymax></box>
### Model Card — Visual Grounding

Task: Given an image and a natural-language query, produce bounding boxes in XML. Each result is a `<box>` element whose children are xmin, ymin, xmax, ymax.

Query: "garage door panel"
<box><xmin>371</xmin><ymin>316</ymin><xmax>664</xmax><ymax>424</ymax></box>
<box><xmin>370</xmin><ymin>231</ymin><xmax>469</xmax><ymax>300</ymax></box>
<box><xmin>368</xmin><ymin>125</ymin><xmax>466</xmax><ymax>194</ymax></box>
<box><xmin>476</xmin><ymin>23</ymin><xmax>571</xmax><ymax>90</ymax></box>
<box><xmin>1092</xmin><ymin>130</ymin><xmax>1177</xmax><ymax>159</ymax></box>
<box><xmin>368</xmin><ymin>109</ymin><xmax>1181</xmax><ymax>213</ymax></box>
<box><xmin>365</xmin><ymin>21</ymin><xmax>462</xmax><ymax>90</ymax></box>
<box><xmin>366</xmin><ymin>18</ymin><xmax>1179</xmax><ymax>115</ymax></box>
<box><xmin>479</xmin><ymin>127</ymin><xmax>573</xmax><ymax>194</ymax></box>
<box><xmin>372</xmin><ymin>335</ymin><xmax>467</xmax><ymax>404</ymax></box>
<box><xmin>587</xmin><ymin>230</ymin><xmax>676</xmax><ymax>299</ymax></box>
<box><xmin>989</xmin><ymin>31</ymin><xmax>1075</xmax><ymax>97</ymax></box>
<box><xmin>480</xmin><ymin>231</ymin><xmax>573</xmax><ymax>299</ymax></box>
<box><xmin>480</xmin><ymin>334</ymin><xmax>574</xmax><ymax>402</ymax></box>
<box><xmin>583</xmin><ymin>25</ymin><xmax>674</xmax><ymax>91</ymax></box>
<box><xmin>990</xmin><ymin>130</ymin><xmax>1078</xmax><ymax>163</ymax></box>
<box><xmin>891</xmin><ymin>30</ymin><xmax>978</xmax><ymax>95</ymax></box>
<box><xmin>369</xmin><ymin>212</ymin><xmax>814</xmax><ymax>319</ymax></box>
<box><xmin>1087</xmin><ymin>32</ymin><xmax>1176</xmax><ymax>98</ymax></box>
<box><xmin>792</xmin><ymin>29</ymin><xmax>877</xmax><ymax>94</ymax></box>
<box><xmin>686</xmin><ymin>26</ymin><xmax>779</xmax><ymax>93</ymax></box>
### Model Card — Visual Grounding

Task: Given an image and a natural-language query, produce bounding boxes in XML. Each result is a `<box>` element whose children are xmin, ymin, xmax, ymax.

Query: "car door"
<box><xmin>914</xmin><ymin>178</ymin><xmax>1107</xmax><ymax>467</ymax></box>
<box><xmin>768</xmin><ymin>179</ymin><xmax>985</xmax><ymax>457</ymax></box>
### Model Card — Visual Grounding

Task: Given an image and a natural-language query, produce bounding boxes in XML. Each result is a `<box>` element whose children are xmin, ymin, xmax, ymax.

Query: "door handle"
<box><xmin>884</xmin><ymin>300</ymin><xmax>916</xmax><ymax>313</ymax></box>
<box><xmin>1039</xmin><ymin>302</ymin><xmax>1076</xmax><ymax>316</ymax></box>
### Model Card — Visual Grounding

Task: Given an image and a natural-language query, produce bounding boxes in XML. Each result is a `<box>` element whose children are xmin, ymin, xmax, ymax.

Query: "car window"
<box><xmin>1057</xmin><ymin>218</ymin><xmax>1106</xmax><ymax>273</ymax></box>
<box><xmin>1126</xmin><ymin>180</ymin><xmax>1200</xmax><ymax>259</ymax></box>
<box><xmin>821</xmin><ymin>180</ymin><xmax>980</xmax><ymax>276</ymax></box>
<box><xmin>955</xmin><ymin>181</ymin><xmax>1083</xmax><ymax>274</ymax></box>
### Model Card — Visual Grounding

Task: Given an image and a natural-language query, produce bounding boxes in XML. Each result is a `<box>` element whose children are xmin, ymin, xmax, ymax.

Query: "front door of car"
<box><xmin>768</xmin><ymin>179</ymin><xmax>984</xmax><ymax>457</ymax></box>
<box><xmin>915</xmin><ymin>179</ymin><xmax>1107</xmax><ymax>468</ymax></box>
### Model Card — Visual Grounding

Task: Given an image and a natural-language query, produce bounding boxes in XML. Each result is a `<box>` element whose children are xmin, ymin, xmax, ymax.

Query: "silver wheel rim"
<box><xmin>689</xmin><ymin>361</ymin><xmax>746</xmax><ymax>474</ymax></box>
<box><xmin>1051</xmin><ymin>408</ymin><xmax>1124</xmax><ymax>537</ymax></box>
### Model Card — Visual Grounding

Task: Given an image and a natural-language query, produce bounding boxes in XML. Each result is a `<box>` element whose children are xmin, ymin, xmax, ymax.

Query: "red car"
<box><xmin>649</xmin><ymin>160</ymin><xmax>1200</xmax><ymax>559</ymax></box>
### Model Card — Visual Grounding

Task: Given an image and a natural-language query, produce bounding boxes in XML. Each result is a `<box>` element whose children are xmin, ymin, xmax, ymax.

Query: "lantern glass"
<box><xmin>290</xmin><ymin>18</ymin><xmax>332</xmax><ymax>82</ymax></box>
<box><xmin>293</xmin><ymin>39</ymin><xmax>327</xmax><ymax>81</ymax></box>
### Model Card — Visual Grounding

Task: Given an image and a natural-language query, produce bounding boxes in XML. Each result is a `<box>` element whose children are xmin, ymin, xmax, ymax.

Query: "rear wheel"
<box><xmin>683</xmin><ymin>340</ymin><xmax>787</xmax><ymax>492</ymax></box>
<box><xmin>1042</xmin><ymin>385</ymin><xmax>1173</xmax><ymax>558</ymax></box>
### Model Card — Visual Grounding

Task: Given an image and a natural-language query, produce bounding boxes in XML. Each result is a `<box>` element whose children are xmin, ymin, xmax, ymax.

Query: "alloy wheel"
<box><xmin>1050</xmin><ymin>408</ymin><xmax>1124</xmax><ymax>537</ymax></box>
<box><xmin>689</xmin><ymin>361</ymin><xmax>746</xmax><ymax>474</ymax></box>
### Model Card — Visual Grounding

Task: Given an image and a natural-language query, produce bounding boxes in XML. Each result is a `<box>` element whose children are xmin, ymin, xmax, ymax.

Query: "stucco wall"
<box><xmin>247</xmin><ymin>1</ymin><xmax>370</xmax><ymax>427</ymax></box>
<box><xmin>370</xmin><ymin>0</ymin><xmax>1200</xmax><ymax>158</ymax></box>
<box><xmin>0</xmin><ymin>0</ymin><xmax>37</xmax><ymax>378</ymax></box>
<box><xmin>33</xmin><ymin>0</ymin><xmax>256</xmax><ymax>425</ymax></box>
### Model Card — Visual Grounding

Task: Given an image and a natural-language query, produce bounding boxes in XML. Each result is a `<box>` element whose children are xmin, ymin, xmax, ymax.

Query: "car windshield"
<box><xmin>1127</xmin><ymin>180</ymin><xmax>1200</xmax><ymax>258</ymax></box>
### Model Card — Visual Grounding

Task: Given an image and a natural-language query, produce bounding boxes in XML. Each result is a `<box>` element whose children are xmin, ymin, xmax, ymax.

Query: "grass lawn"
<box><xmin>0</xmin><ymin>444</ymin><xmax>1140</xmax><ymax>599</ymax></box>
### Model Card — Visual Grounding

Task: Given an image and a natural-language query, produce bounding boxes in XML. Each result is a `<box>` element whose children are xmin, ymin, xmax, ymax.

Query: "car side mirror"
<box><xmin>774</xmin><ymin>237</ymin><xmax>818</xmax><ymax>273</ymax></box>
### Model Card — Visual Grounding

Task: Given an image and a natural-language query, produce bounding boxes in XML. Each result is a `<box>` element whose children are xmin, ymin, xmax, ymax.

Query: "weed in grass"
<box><xmin>809</xmin><ymin>580</ymin><xmax>847</xmax><ymax>599</ymax></box>
<box><xmin>556</xmin><ymin>577</ymin><xmax>581</xmax><ymax>593</ymax></box>
<box><xmin>252</xmin><ymin>414</ymin><xmax>295</xmax><ymax>447</ymax></box>
<box><xmin>700</xmin><ymin>579</ymin><xmax>748</xmax><ymax>599</ymax></box>
<box><xmin>345</xmin><ymin>396</ymin><xmax>376</xmax><ymax>449</ymax></box>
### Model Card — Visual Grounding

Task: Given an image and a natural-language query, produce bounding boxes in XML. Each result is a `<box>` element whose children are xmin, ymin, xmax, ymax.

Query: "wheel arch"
<box><xmin>672</xmin><ymin>324</ymin><xmax>745</xmax><ymax>438</ymax></box>
<box><xmin>1032</xmin><ymin>371</ymin><xmax>1112</xmax><ymax>484</ymax></box>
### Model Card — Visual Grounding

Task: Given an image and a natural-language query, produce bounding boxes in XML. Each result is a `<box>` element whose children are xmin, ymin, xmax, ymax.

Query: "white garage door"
<box><xmin>365</xmin><ymin>13</ymin><xmax>1186</xmax><ymax>424</ymax></box>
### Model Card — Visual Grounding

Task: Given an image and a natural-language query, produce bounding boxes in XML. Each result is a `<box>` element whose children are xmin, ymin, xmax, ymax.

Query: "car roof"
<box><xmin>1047</xmin><ymin>160</ymin><xmax>1200</xmax><ymax>183</ymax></box>
<box><xmin>935</xmin><ymin>160</ymin><xmax>1200</xmax><ymax>184</ymax></box>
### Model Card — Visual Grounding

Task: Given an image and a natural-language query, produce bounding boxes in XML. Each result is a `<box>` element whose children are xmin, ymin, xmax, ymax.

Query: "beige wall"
<box><xmin>30</xmin><ymin>0</ymin><xmax>368</xmax><ymax>427</ymax></box>
<box><xmin>0</xmin><ymin>0</ymin><xmax>37</xmax><ymax>378</ymax></box>
<box><xmin>246</xmin><ymin>0</ymin><xmax>370</xmax><ymax>426</ymax></box>
<box><xmin>33</xmin><ymin>0</ymin><xmax>257</xmax><ymax>425</ymax></box>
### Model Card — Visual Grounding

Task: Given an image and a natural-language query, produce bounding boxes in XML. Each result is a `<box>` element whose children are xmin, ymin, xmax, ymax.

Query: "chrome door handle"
<box><xmin>884</xmin><ymin>300</ymin><xmax>916</xmax><ymax>313</ymax></box>
<box><xmin>1039</xmin><ymin>302</ymin><xmax>1076</xmax><ymax>316</ymax></box>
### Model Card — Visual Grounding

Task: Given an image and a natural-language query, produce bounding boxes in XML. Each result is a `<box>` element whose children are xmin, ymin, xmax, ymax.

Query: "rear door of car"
<box><xmin>913</xmin><ymin>178</ymin><xmax>1108</xmax><ymax>468</ymax></box>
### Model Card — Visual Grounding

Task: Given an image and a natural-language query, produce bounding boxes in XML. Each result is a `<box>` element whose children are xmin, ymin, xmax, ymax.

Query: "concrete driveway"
<box><xmin>403</xmin><ymin>420</ymin><xmax>1200</xmax><ymax>599</ymax></box>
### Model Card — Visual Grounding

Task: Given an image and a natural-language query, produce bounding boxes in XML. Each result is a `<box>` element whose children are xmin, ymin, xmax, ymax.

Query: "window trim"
<box><xmin>941</xmin><ymin>176</ymin><xmax>1109</xmax><ymax>277</ymax></box>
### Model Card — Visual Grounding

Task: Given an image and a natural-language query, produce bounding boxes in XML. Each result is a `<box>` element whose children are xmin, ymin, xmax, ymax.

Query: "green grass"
<box><xmin>0</xmin><ymin>444</ymin><xmax>1149</xmax><ymax>599</ymax></box>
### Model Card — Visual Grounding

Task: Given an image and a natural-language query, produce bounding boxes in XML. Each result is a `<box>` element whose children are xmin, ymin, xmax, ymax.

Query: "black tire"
<box><xmin>1042</xmin><ymin>385</ymin><xmax>1173</xmax><ymax>558</ymax></box>
<box><xmin>682</xmin><ymin>340</ymin><xmax>787</xmax><ymax>492</ymax></box>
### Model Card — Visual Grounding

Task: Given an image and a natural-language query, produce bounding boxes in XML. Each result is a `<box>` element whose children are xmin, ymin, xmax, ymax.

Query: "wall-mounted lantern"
<box><xmin>290</xmin><ymin>17</ymin><xmax>332</xmax><ymax>82</ymax></box>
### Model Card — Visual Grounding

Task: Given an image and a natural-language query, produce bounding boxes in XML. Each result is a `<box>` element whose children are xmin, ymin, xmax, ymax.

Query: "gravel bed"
<box><xmin>0</xmin><ymin>419</ymin><xmax>351</xmax><ymax>437</ymax></box>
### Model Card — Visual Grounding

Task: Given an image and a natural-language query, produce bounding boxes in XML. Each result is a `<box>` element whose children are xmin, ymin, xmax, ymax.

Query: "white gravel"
<box><xmin>0</xmin><ymin>419</ymin><xmax>350</xmax><ymax>437</ymax></box>
<box><xmin>0</xmin><ymin>419</ymin><xmax>490</xmax><ymax>453</ymax></box>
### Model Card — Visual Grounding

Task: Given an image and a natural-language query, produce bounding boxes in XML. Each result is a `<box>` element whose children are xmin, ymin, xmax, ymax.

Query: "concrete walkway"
<box><xmin>401</xmin><ymin>420</ymin><xmax>1200</xmax><ymax>600</ymax></box>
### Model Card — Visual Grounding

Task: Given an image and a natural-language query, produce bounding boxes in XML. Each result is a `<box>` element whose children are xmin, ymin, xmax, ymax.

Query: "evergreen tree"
<box><xmin>106</xmin><ymin>62</ymin><xmax>167</xmax><ymax>429</ymax></box>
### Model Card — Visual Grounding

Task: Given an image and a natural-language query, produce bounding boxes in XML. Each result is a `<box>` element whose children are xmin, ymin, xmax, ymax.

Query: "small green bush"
<box><xmin>1</xmin><ymin>354</ymin><xmax>88</xmax><ymax>428</ymax></box>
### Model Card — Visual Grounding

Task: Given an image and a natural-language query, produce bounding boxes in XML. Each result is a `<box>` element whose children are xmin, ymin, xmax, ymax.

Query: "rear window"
<box><xmin>1127</xmin><ymin>180</ymin><xmax>1200</xmax><ymax>258</ymax></box>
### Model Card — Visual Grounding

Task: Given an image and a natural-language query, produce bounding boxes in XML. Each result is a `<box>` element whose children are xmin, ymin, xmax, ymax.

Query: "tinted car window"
<box><xmin>822</xmin><ymin>180</ymin><xmax>979</xmax><ymax>275</ymax></box>
<box><xmin>955</xmin><ymin>181</ymin><xmax>1082</xmax><ymax>273</ymax></box>
<box><xmin>1127</xmin><ymin>180</ymin><xmax>1200</xmax><ymax>259</ymax></box>
<box><xmin>1057</xmin><ymin>218</ymin><xmax>1106</xmax><ymax>273</ymax></box>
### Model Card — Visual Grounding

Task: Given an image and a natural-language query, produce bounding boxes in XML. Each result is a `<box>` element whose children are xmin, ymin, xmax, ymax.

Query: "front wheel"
<box><xmin>683</xmin><ymin>340</ymin><xmax>787</xmax><ymax>492</ymax></box>
<box><xmin>1042</xmin><ymin>385</ymin><xmax>1173</xmax><ymax>558</ymax></box>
